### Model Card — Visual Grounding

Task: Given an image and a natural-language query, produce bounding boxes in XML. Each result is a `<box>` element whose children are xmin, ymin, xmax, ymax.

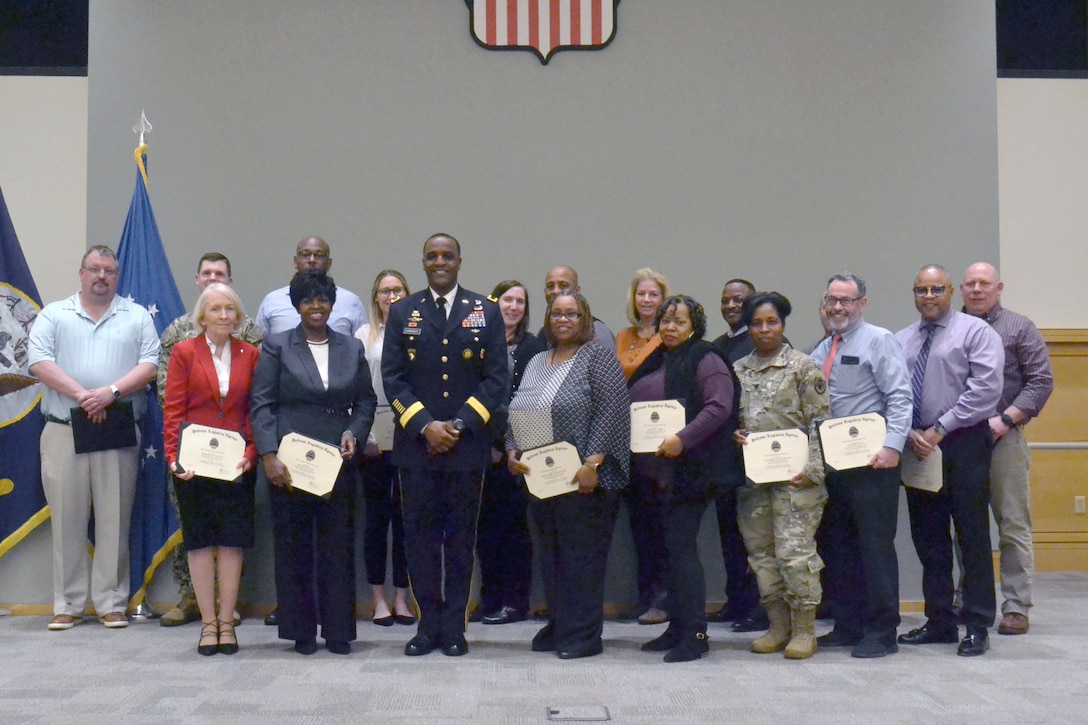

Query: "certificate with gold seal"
<box><xmin>520</xmin><ymin>442</ymin><xmax>581</xmax><ymax>499</ymax></box>
<box><xmin>742</xmin><ymin>428</ymin><xmax>808</xmax><ymax>484</ymax></box>
<box><xmin>630</xmin><ymin>400</ymin><xmax>685</xmax><ymax>454</ymax></box>
<box><xmin>178</xmin><ymin>423</ymin><xmax>247</xmax><ymax>482</ymax></box>
<box><xmin>277</xmin><ymin>433</ymin><xmax>344</xmax><ymax>497</ymax></box>
<box><xmin>819</xmin><ymin>413</ymin><xmax>886</xmax><ymax>471</ymax></box>
<box><xmin>371</xmin><ymin>405</ymin><xmax>396</xmax><ymax>452</ymax></box>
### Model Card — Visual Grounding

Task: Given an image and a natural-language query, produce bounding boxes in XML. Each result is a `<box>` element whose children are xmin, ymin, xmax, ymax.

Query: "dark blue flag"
<box><xmin>0</xmin><ymin>183</ymin><xmax>49</xmax><ymax>559</ymax></box>
<box><xmin>115</xmin><ymin>145</ymin><xmax>185</xmax><ymax>609</ymax></box>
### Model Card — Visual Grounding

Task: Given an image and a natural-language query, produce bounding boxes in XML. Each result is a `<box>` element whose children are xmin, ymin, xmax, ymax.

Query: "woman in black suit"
<box><xmin>251</xmin><ymin>272</ymin><xmax>376</xmax><ymax>655</ymax></box>
<box><xmin>474</xmin><ymin>280</ymin><xmax>545</xmax><ymax>624</ymax></box>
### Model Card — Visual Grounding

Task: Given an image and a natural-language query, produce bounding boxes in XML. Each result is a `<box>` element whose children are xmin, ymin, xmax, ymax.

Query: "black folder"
<box><xmin>70</xmin><ymin>400</ymin><xmax>137</xmax><ymax>454</ymax></box>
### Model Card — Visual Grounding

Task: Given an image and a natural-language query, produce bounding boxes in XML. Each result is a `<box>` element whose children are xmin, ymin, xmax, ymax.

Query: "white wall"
<box><xmin>997</xmin><ymin>78</ymin><xmax>1088</xmax><ymax>328</ymax></box>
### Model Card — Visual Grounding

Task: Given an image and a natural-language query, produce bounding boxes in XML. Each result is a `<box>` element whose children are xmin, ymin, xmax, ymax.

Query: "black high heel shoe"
<box><xmin>217</xmin><ymin>620</ymin><xmax>239</xmax><ymax>655</ymax></box>
<box><xmin>198</xmin><ymin>621</ymin><xmax>219</xmax><ymax>656</ymax></box>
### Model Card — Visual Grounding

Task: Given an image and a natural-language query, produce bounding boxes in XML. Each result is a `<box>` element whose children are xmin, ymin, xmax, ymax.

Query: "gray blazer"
<box><xmin>251</xmin><ymin>326</ymin><xmax>377</xmax><ymax>455</ymax></box>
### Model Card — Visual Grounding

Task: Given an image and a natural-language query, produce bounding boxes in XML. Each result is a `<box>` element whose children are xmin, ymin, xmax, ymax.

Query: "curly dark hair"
<box><xmin>654</xmin><ymin>294</ymin><xmax>707</xmax><ymax>341</ymax></box>
<box><xmin>289</xmin><ymin>271</ymin><xmax>338</xmax><ymax>310</ymax></box>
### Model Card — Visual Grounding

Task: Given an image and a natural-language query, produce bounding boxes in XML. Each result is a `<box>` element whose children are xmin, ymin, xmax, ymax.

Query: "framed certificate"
<box><xmin>520</xmin><ymin>441</ymin><xmax>582</xmax><ymax>500</ymax></box>
<box><xmin>630</xmin><ymin>400</ymin><xmax>685</xmax><ymax>454</ymax></box>
<box><xmin>178</xmin><ymin>422</ymin><xmax>247</xmax><ymax>481</ymax></box>
<box><xmin>819</xmin><ymin>413</ymin><xmax>887</xmax><ymax>471</ymax></box>
<box><xmin>371</xmin><ymin>405</ymin><xmax>396</xmax><ymax>452</ymax></box>
<box><xmin>901</xmin><ymin>446</ymin><xmax>943</xmax><ymax>492</ymax></box>
<box><xmin>277</xmin><ymin>432</ymin><xmax>344</xmax><ymax>497</ymax></box>
<box><xmin>742</xmin><ymin>428</ymin><xmax>809</xmax><ymax>484</ymax></box>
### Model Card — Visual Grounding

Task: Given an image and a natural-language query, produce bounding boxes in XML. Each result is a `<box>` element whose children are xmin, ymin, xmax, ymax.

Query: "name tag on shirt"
<box><xmin>842</xmin><ymin>356</ymin><xmax>859</xmax><ymax>365</ymax></box>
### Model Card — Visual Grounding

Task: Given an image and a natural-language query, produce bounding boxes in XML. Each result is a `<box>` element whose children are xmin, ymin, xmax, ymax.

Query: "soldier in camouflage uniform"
<box><xmin>156</xmin><ymin>253</ymin><xmax>263</xmax><ymax>626</ymax></box>
<box><xmin>733</xmin><ymin>292</ymin><xmax>830</xmax><ymax>660</ymax></box>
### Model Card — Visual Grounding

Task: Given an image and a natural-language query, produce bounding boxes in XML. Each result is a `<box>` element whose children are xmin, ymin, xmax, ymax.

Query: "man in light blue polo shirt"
<box><xmin>810</xmin><ymin>271</ymin><xmax>912</xmax><ymax>658</ymax></box>
<box><xmin>28</xmin><ymin>245</ymin><xmax>160</xmax><ymax>631</ymax></box>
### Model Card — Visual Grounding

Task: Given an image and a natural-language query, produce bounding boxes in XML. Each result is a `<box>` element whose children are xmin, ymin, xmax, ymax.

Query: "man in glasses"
<box><xmin>255</xmin><ymin>236</ymin><xmax>367</xmax><ymax>337</ymax></box>
<box><xmin>28</xmin><ymin>245</ymin><xmax>160</xmax><ymax>631</ymax></box>
<box><xmin>809</xmin><ymin>272</ymin><xmax>911</xmax><ymax>658</ymax></box>
<box><xmin>894</xmin><ymin>264</ymin><xmax>1003</xmax><ymax>656</ymax></box>
<box><xmin>960</xmin><ymin>262</ymin><xmax>1052</xmax><ymax>636</ymax></box>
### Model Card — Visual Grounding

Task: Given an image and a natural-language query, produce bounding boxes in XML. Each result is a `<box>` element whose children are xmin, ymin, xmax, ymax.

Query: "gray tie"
<box><xmin>911</xmin><ymin>323</ymin><xmax>936</xmax><ymax>428</ymax></box>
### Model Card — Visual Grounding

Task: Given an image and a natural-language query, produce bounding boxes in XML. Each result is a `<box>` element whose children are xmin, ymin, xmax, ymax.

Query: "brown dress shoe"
<box><xmin>48</xmin><ymin>614</ymin><xmax>80</xmax><ymax>631</ymax></box>
<box><xmin>998</xmin><ymin>612</ymin><xmax>1029</xmax><ymax>635</ymax></box>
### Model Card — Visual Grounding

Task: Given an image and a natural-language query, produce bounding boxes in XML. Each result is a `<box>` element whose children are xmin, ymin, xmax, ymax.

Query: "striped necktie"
<box><xmin>911</xmin><ymin>323</ymin><xmax>937</xmax><ymax>428</ymax></box>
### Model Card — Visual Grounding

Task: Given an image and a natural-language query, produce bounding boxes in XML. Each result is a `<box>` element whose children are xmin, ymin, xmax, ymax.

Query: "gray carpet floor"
<box><xmin>2</xmin><ymin>572</ymin><xmax>1086</xmax><ymax>724</ymax></box>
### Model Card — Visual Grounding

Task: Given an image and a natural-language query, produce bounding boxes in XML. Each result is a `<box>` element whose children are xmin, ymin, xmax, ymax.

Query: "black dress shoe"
<box><xmin>731</xmin><ymin>611</ymin><xmax>769</xmax><ymax>633</ymax></box>
<box><xmin>897</xmin><ymin>623</ymin><xmax>958</xmax><ymax>645</ymax></box>
<box><xmin>706</xmin><ymin>605</ymin><xmax>733</xmax><ymax>623</ymax></box>
<box><xmin>641</xmin><ymin>629</ymin><xmax>680</xmax><ymax>652</ymax></box>
<box><xmin>663</xmin><ymin>632</ymin><xmax>709</xmax><ymax>663</ymax></box>
<box><xmin>957</xmin><ymin>631</ymin><xmax>990</xmax><ymax>657</ymax></box>
<box><xmin>851</xmin><ymin>635</ymin><xmax>898</xmax><ymax>659</ymax></box>
<box><xmin>294</xmin><ymin>638</ymin><xmax>318</xmax><ymax>655</ymax></box>
<box><xmin>531</xmin><ymin>623</ymin><xmax>556</xmax><ymax>652</ymax></box>
<box><xmin>373</xmin><ymin>615</ymin><xmax>395</xmax><ymax>627</ymax></box>
<box><xmin>264</xmin><ymin>609</ymin><xmax>278</xmax><ymax>626</ymax></box>
<box><xmin>816</xmin><ymin>628</ymin><xmax>862</xmax><ymax>648</ymax></box>
<box><xmin>482</xmin><ymin>606</ymin><xmax>526</xmax><ymax>625</ymax></box>
<box><xmin>556</xmin><ymin>640</ymin><xmax>603</xmax><ymax>660</ymax></box>
<box><xmin>405</xmin><ymin>633</ymin><xmax>439</xmax><ymax>656</ymax></box>
<box><xmin>326</xmin><ymin>639</ymin><xmax>351</xmax><ymax>655</ymax></box>
<box><xmin>395</xmin><ymin>614</ymin><xmax>417</xmax><ymax>626</ymax></box>
<box><xmin>442</xmin><ymin>636</ymin><xmax>469</xmax><ymax>656</ymax></box>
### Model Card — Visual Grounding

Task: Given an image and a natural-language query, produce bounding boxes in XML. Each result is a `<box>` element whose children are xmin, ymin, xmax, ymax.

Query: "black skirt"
<box><xmin>174</xmin><ymin>470</ymin><xmax>256</xmax><ymax>550</ymax></box>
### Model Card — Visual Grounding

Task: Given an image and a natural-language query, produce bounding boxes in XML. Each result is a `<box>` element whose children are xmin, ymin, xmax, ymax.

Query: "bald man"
<box><xmin>537</xmin><ymin>265</ymin><xmax>615</xmax><ymax>351</ymax></box>
<box><xmin>960</xmin><ymin>262</ymin><xmax>1052</xmax><ymax>635</ymax></box>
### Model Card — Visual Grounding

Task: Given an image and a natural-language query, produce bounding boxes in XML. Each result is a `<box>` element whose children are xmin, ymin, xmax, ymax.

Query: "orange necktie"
<box><xmin>821</xmin><ymin>333</ymin><xmax>841</xmax><ymax>383</ymax></box>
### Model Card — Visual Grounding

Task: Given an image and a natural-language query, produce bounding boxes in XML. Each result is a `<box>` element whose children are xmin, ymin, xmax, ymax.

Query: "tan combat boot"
<box><xmin>784</xmin><ymin>605</ymin><xmax>817</xmax><ymax>659</ymax></box>
<box><xmin>750</xmin><ymin>600</ymin><xmax>791</xmax><ymax>654</ymax></box>
<box><xmin>159</xmin><ymin>592</ymin><xmax>199</xmax><ymax>627</ymax></box>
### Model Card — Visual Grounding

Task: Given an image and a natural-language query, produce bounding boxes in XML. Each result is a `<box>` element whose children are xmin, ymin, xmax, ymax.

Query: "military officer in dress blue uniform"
<box><xmin>382</xmin><ymin>233</ymin><xmax>509</xmax><ymax>657</ymax></box>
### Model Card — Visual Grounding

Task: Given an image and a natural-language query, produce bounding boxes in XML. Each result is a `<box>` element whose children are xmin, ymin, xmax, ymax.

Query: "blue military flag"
<box><xmin>0</xmin><ymin>183</ymin><xmax>48</xmax><ymax>558</ymax></box>
<box><xmin>115</xmin><ymin>144</ymin><xmax>186</xmax><ymax>609</ymax></box>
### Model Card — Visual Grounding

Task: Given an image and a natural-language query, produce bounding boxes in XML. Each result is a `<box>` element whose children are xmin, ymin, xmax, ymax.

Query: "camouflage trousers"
<box><xmin>167</xmin><ymin>474</ymin><xmax>194</xmax><ymax>598</ymax></box>
<box><xmin>736</xmin><ymin>481</ymin><xmax>826</xmax><ymax>608</ymax></box>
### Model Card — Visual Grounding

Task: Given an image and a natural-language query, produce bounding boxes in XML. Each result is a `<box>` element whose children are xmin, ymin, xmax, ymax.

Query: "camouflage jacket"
<box><xmin>734</xmin><ymin>343</ymin><xmax>830</xmax><ymax>485</ymax></box>
<box><xmin>156</xmin><ymin>312</ymin><xmax>264</xmax><ymax>407</ymax></box>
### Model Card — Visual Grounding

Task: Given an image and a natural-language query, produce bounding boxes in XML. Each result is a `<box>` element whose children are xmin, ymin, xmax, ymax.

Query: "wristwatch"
<box><xmin>109</xmin><ymin>384</ymin><xmax>121</xmax><ymax>400</ymax></box>
<box><xmin>932</xmin><ymin>420</ymin><xmax>947</xmax><ymax>437</ymax></box>
<box><xmin>585</xmin><ymin>460</ymin><xmax>601</xmax><ymax>473</ymax></box>
<box><xmin>1000</xmin><ymin>412</ymin><xmax>1016</xmax><ymax>428</ymax></box>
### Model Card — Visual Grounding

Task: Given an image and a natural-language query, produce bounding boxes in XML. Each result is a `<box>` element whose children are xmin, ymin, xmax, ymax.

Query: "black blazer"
<box><xmin>382</xmin><ymin>287</ymin><xmax>508</xmax><ymax>470</ymax></box>
<box><xmin>251</xmin><ymin>326</ymin><xmax>377</xmax><ymax>455</ymax></box>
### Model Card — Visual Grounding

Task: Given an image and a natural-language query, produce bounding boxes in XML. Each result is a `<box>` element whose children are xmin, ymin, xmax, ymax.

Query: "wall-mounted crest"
<box><xmin>466</xmin><ymin>0</ymin><xmax>620</xmax><ymax>65</ymax></box>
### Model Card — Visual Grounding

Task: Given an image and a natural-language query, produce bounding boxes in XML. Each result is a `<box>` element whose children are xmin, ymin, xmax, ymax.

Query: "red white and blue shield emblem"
<box><xmin>466</xmin><ymin>0</ymin><xmax>620</xmax><ymax>65</ymax></box>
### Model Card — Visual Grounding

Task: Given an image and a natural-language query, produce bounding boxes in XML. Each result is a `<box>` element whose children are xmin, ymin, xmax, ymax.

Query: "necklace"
<box><xmin>306</xmin><ymin>337</ymin><xmax>329</xmax><ymax>346</ymax></box>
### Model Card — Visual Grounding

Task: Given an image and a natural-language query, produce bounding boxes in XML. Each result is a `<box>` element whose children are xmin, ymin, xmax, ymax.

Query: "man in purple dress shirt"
<box><xmin>960</xmin><ymin>262</ymin><xmax>1053</xmax><ymax>636</ymax></box>
<box><xmin>895</xmin><ymin>264</ymin><xmax>1003</xmax><ymax>657</ymax></box>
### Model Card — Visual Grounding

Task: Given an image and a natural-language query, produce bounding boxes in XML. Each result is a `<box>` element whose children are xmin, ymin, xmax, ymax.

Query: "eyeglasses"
<box><xmin>549</xmin><ymin>311</ymin><xmax>583</xmax><ymax>321</ymax></box>
<box><xmin>913</xmin><ymin>286</ymin><xmax>947</xmax><ymax>297</ymax></box>
<box><xmin>823</xmin><ymin>295</ymin><xmax>863</xmax><ymax>308</ymax></box>
<box><xmin>296</xmin><ymin>251</ymin><xmax>329</xmax><ymax>261</ymax></box>
<box><xmin>82</xmin><ymin>266</ymin><xmax>118</xmax><ymax>277</ymax></box>
<box><xmin>377</xmin><ymin>287</ymin><xmax>405</xmax><ymax>298</ymax></box>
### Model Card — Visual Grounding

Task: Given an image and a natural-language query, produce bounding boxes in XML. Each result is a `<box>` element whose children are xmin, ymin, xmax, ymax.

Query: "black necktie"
<box><xmin>436</xmin><ymin>296</ymin><xmax>447</xmax><ymax>321</ymax></box>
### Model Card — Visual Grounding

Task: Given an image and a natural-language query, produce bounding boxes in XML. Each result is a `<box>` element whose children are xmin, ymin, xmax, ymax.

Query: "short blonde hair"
<box><xmin>192</xmin><ymin>283</ymin><xmax>245</xmax><ymax>335</ymax></box>
<box><xmin>625</xmin><ymin>268</ymin><xmax>670</xmax><ymax>325</ymax></box>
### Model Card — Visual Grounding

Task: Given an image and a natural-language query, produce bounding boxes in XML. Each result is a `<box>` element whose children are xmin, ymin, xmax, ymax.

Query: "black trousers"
<box><xmin>476</xmin><ymin>461</ymin><xmax>532</xmax><ymax>614</ymax></box>
<box><xmin>905</xmin><ymin>421</ymin><xmax>996</xmax><ymax>630</ymax></box>
<box><xmin>532</xmin><ymin>489</ymin><xmax>620</xmax><ymax>653</ymax></box>
<box><xmin>360</xmin><ymin>453</ymin><xmax>408</xmax><ymax>588</ymax></box>
<box><xmin>664</xmin><ymin>497</ymin><xmax>710</xmax><ymax>637</ymax></box>
<box><xmin>714</xmin><ymin>482</ymin><xmax>761</xmax><ymax>617</ymax></box>
<box><xmin>824</xmin><ymin>464</ymin><xmax>901</xmax><ymax>638</ymax></box>
<box><xmin>269</xmin><ymin>465</ymin><xmax>357</xmax><ymax>643</ymax></box>
<box><xmin>398</xmin><ymin>466</ymin><xmax>484</xmax><ymax>643</ymax></box>
<box><xmin>626</xmin><ymin>464</ymin><xmax>669</xmax><ymax>609</ymax></box>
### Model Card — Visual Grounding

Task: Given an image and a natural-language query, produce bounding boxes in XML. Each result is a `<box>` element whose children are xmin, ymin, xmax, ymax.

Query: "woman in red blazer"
<box><xmin>164</xmin><ymin>283</ymin><xmax>260</xmax><ymax>656</ymax></box>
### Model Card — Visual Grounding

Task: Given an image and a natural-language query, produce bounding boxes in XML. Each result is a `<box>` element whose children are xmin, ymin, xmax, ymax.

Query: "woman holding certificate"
<box><xmin>251</xmin><ymin>272</ymin><xmax>376</xmax><ymax>656</ymax></box>
<box><xmin>627</xmin><ymin>295</ymin><xmax>736</xmax><ymax>662</ymax></box>
<box><xmin>163</xmin><ymin>283</ymin><xmax>259</xmax><ymax>656</ymax></box>
<box><xmin>505</xmin><ymin>292</ymin><xmax>629</xmax><ymax>659</ymax></box>
<box><xmin>354</xmin><ymin>269</ymin><xmax>415</xmax><ymax>627</ymax></box>
<box><xmin>615</xmin><ymin>268</ymin><xmax>672</xmax><ymax>626</ymax></box>
<box><xmin>733</xmin><ymin>291</ymin><xmax>830</xmax><ymax>660</ymax></box>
